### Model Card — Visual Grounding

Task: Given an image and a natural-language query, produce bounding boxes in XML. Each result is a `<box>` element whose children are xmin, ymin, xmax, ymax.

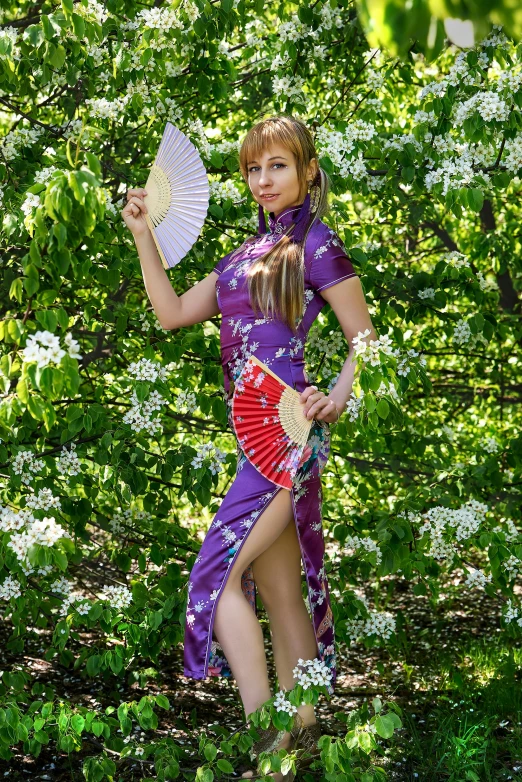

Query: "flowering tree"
<box><xmin>0</xmin><ymin>0</ymin><xmax>521</xmax><ymax>779</ymax></box>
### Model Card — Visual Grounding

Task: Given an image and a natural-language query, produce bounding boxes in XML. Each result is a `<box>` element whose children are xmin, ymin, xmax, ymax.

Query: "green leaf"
<box><xmin>53</xmin><ymin>549</ymin><xmax>68</xmax><ymax>573</ymax></box>
<box><xmin>92</xmin><ymin>721</ymin><xmax>105</xmax><ymax>737</ymax></box>
<box><xmin>204</xmin><ymin>743</ymin><xmax>217</xmax><ymax>761</ymax></box>
<box><xmin>374</xmin><ymin>714</ymin><xmax>395</xmax><ymax>739</ymax></box>
<box><xmin>71</xmin><ymin>714</ymin><xmax>85</xmax><ymax>734</ymax></box>
<box><xmin>467</xmin><ymin>187</ymin><xmax>484</xmax><ymax>212</ymax></box>
<box><xmin>358</xmin><ymin>730</ymin><xmax>373</xmax><ymax>752</ymax></box>
<box><xmin>376</xmin><ymin>398</ymin><xmax>390</xmax><ymax>419</ymax></box>
<box><xmin>86</xmin><ymin>654</ymin><xmax>102</xmax><ymax>676</ymax></box>
<box><xmin>155</xmin><ymin>694</ymin><xmax>170</xmax><ymax>710</ymax></box>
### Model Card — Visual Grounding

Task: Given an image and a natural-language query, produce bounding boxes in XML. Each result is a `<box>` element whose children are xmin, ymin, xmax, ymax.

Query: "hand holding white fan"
<box><xmin>142</xmin><ymin>122</ymin><xmax>210</xmax><ymax>270</ymax></box>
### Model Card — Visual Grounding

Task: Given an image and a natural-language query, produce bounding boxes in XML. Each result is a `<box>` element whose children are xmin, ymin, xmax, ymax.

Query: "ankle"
<box><xmin>295</xmin><ymin>707</ymin><xmax>317</xmax><ymax>728</ymax></box>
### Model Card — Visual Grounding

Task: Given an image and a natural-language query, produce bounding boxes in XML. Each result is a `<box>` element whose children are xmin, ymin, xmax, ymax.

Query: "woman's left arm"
<box><xmin>301</xmin><ymin>276</ymin><xmax>378</xmax><ymax>423</ymax></box>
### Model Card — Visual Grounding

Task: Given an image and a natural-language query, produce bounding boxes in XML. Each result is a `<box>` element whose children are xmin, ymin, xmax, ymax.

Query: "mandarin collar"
<box><xmin>267</xmin><ymin>203</ymin><xmax>304</xmax><ymax>235</ymax></box>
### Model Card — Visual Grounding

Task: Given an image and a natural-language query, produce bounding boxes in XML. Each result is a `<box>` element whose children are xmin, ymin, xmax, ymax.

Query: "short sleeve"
<box><xmin>212</xmin><ymin>249</ymin><xmax>235</xmax><ymax>276</ymax></box>
<box><xmin>310</xmin><ymin>230</ymin><xmax>358</xmax><ymax>292</ymax></box>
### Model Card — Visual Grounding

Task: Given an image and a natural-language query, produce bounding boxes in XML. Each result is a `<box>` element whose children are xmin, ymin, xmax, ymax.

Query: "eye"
<box><xmin>248</xmin><ymin>163</ymin><xmax>286</xmax><ymax>173</ymax></box>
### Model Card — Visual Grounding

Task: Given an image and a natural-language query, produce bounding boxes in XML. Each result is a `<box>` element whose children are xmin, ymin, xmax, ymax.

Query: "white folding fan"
<box><xmin>142</xmin><ymin>122</ymin><xmax>210</xmax><ymax>270</ymax></box>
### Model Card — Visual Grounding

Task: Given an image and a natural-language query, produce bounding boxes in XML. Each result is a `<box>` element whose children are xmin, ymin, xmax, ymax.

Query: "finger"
<box><xmin>126</xmin><ymin>188</ymin><xmax>148</xmax><ymax>201</ymax></box>
<box><xmin>315</xmin><ymin>400</ymin><xmax>330</xmax><ymax>420</ymax></box>
<box><xmin>317</xmin><ymin>399</ymin><xmax>336</xmax><ymax>421</ymax></box>
<box><xmin>304</xmin><ymin>397</ymin><xmax>324</xmax><ymax>419</ymax></box>
<box><xmin>308</xmin><ymin>396</ymin><xmax>331</xmax><ymax>420</ymax></box>
<box><xmin>303</xmin><ymin>390</ymin><xmax>326</xmax><ymax>415</ymax></box>
<box><xmin>128</xmin><ymin>196</ymin><xmax>148</xmax><ymax>213</ymax></box>
<box><xmin>300</xmin><ymin>385</ymin><xmax>318</xmax><ymax>402</ymax></box>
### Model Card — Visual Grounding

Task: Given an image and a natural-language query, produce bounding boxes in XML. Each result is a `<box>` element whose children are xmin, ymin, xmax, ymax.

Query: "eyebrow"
<box><xmin>247</xmin><ymin>156</ymin><xmax>288</xmax><ymax>165</ymax></box>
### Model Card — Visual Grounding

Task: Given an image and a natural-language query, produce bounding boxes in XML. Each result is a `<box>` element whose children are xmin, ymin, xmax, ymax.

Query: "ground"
<box><xmin>0</xmin><ymin>568</ymin><xmax>520</xmax><ymax>781</ymax></box>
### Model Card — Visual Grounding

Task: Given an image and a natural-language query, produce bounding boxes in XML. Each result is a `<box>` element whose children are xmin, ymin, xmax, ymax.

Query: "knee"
<box><xmin>256</xmin><ymin>579</ymin><xmax>304</xmax><ymax>615</ymax></box>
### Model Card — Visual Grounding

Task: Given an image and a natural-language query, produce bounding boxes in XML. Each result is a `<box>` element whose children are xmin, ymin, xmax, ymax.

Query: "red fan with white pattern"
<box><xmin>231</xmin><ymin>356</ymin><xmax>313</xmax><ymax>489</ymax></box>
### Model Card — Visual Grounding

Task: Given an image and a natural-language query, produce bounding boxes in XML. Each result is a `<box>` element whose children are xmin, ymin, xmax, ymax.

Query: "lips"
<box><xmin>261</xmin><ymin>194</ymin><xmax>279</xmax><ymax>200</ymax></box>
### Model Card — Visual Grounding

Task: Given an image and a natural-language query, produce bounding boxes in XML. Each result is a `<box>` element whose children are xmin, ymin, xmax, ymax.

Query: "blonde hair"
<box><xmin>238</xmin><ymin>114</ymin><xmax>331</xmax><ymax>333</ymax></box>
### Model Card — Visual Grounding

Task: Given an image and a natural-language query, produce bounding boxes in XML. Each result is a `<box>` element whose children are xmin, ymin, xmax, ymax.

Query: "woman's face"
<box><xmin>246</xmin><ymin>142</ymin><xmax>317</xmax><ymax>217</ymax></box>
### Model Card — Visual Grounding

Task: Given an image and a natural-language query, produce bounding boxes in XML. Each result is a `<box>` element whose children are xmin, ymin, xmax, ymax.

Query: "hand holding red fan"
<box><xmin>231</xmin><ymin>356</ymin><xmax>313</xmax><ymax>489</ymax></box>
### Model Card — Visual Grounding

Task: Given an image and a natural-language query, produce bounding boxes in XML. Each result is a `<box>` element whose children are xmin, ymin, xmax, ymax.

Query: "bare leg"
<box><xmin>213</xmin><ymin>487</ymin><xmax>294</xmax><ymax>719</ymax></box>
<box><xmin>252</xmin><ymin>516</ymin><xmax>318</xmax><ymax>727</ymax></box>
<box><xmin>213</xmin><ymin>488</ymin><xmax>297</xmax><ymax>781</ymax></box>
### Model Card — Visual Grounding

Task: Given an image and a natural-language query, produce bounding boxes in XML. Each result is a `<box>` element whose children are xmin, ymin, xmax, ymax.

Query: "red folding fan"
<box><xmin>231</xmin><ymin>356</ymin><xmax>313</xmax><ymax>489</ymax></box>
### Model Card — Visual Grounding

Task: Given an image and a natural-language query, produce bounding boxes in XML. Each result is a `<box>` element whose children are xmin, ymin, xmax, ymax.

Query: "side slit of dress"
<box><xmin>203</xmin><ymin>483</ymin><xmax>321</xmax><ymax>680</ymax></box>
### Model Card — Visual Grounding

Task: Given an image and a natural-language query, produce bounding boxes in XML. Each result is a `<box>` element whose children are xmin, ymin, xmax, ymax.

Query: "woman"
<box><xmin>123</xmin><ymin>114</ymin><xmax>376</xmax><ymax>781</ymax></box>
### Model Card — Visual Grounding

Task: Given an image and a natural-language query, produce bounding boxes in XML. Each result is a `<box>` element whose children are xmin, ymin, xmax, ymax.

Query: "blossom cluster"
<box><xmin>0</xmin><ymin>505</ymin><xmax>33</xmax><ymax>533</ymax></box>
<box><xmin>345</xmin><ymin>389</ymin><xmax>365</xmax><ymax>422</ymax></box>
<box><xmin>99</xmin><ymin>584</ymin><xmax>133</xmax><ymax>610</ymax></box>
<box><xmin>56</xmin><ymin>442</ymin><xmax>82</xmax><ymax>478</ymax></box>
<box><xmin>7</xmin><ymin>515</ymin><xmax>69</xmax><ymax>563</ymax></box>
<box><xmin>209</xmin><ymin>179</ymin><xmax>245</xmax><ymax>205</ymax></box>
<box><xmin>123</xmin><ymin>388</ymin><xmax>169</xmax><ymax>436</ymax></box>
<box><xmin>491</xmin><ymin>517</ymin><xmax>519</xmax><ymax>543</ymax></box>
<box><xmin>186</xmin><ymin>117</ymin><xmax>213</xmax><ymax>158</ymax></box>
<box><xmin>344</xmin><ymin>533</ymin><xmax>383</xmax><ymax>565</ymax></box>
<box><xmin>0</xmin><ymin>123</ymin><xmax>46</xmax><ymax>163</ymax></box>
<box><xmin>453</xmin><ymin>317</ymin><xmax>488</xmax><ymax>348</ymax></box>
<box><xmin>352</xmin><ymin>329</ymin><xmax>397</xmax><ymax>365</ymax></box>
<box><xmin>401</xmin><ymin>499</ymin><xmax>488</xmax><ymax>562</ymax></box>
<box><xmin>315</xmin><ymin>122</ymin><xmax>378</xmax><ymax>182</ymax></box>
<box><xmin>0</xmin><ymin>575</ymin><xmax>22</xmax><ymax>601</ymax></box>
<box><xmin>397</xmin><ymin>347</ymin><xmax>427</xmax><ymax>377</ymax></box>
<box><xmin>503</xmin><ymin>599</ymin><xmax>522</xmax><ymax>627</ymax></box>
<box><xmin>464</xmin><ymin>567</ymin><xmax>493</xmax><ymax>589</ymax></box>
<box><xmin>109</xmin><ymin>506</ymin><xmax>152</xmax><ymax>534</ymax></box>
<box><xmin>21</xmin><ymin>330</ymin><xmax>82</xmax><ymax>367</ymax></box>
<box><xmin>307</xmin><ymin>323</ymin><xmax>345</xmax><ymax>360</ymax></box>
<box><xmin>191</xmin><ymin>442</ymin><xmax>228</xmax><ymax>475</ymax></box>
<box><xmin>503</xmin><ymin>554</ymin><xmax>520</xmax><ymax>581</ymax></box>
<box><xmin>175</xmin><ymin>388</ymin><xmax>198</xmax><ymax>415</ymax></box>
<box><xmin>25</xmin><ymin>488</ymin><xmax>61</xmax><ymax>511</ymax></box>
<box><xmin>292</xmin><ymin>657</ymin><xmax>333</xmax><ymax>689</ymax></box>
<box><xmin>421</xmin><ymin>498</ymin><xmax>488</xmax><ymax>539</ymax></box>
<box><xmin>50</xmin><ymin>577</ymin><xmax>92</xmax><ymax>617</ymax></box>
<box><xmin>344</xmin><ymin>594</ymin><xmax>396</xmax><ymax>643</ymax></box>
<box><xmin>12</xmin><ymin>450</ymin><xmax>45</xmax><ymax>486</ymax></box>
<box><xmin>444</xmin><ymin>250</ymin><xmax>470</xmax><ymax>268</ymax></box>
<box><xmin>134</xmin><ymin>311</ymin><xmax>169</xmax><ymax>334</ymax></box>
<box><xmin>127</xmin><ymin>358</ymin><xmax>170</xmax><ymax>383</ymax></box>
<box><xmin>481</xmin><ymin>436</ymin><xmax>500</xmax><ymax>454</ymax></box>
<box><xmin>273</xmin><ymin>690</ymin><xmax>298</xmax><ymax>715</ymax></box>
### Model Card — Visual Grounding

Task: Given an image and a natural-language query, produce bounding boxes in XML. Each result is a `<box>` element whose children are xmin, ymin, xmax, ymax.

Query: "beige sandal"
<box><xmin>242</xmin><ymin>712</ymin><xmax>304</xmax><ymax>781</ymax></box>
<box><xmin>290</xmin><ymin>719</ymin><xmax>322</xmax><ymax>771</ymax></box>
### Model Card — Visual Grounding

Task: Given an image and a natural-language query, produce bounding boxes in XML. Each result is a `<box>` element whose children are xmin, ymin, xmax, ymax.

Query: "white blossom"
<box><xmin>12</xmin><ymin>450</ymin><xmax>45</xmax><ymax>485</ymax></box>
<box><xmin>191</xmin><ymin>442</ymin><xmax>228</xmax><ymax>475</ymax></box>
<box><xmin>0</xmin><ymin>575</ymin><xmax>22</xmax><ymax>600</ymax></box>
<box><xmin>99</xmin><ymin>584</ymin><xmax>133</xmax><ymax>610</ymax></box>
<box><xmin>56</xmin><ymin>442</ymin><xmax>81</xmax><ymax>477</ymax></box>
<box><xmin>292</xmin><ymin>657</ymin><xmax>332</xmax><ymax>689</ymax></box>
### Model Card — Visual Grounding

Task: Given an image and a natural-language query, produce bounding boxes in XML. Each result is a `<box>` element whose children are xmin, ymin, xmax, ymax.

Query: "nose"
<box><xmin>258</xmin><ymin>168</ymin><xmax>272</xmax><ymax>186</ymax></box>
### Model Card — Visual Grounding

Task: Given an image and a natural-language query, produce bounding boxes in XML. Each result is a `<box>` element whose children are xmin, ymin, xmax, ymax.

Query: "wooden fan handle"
<box><xmin>144</xmin><ymin>212</ymin><xmax>170</xmax><ymax>271</ymax></box>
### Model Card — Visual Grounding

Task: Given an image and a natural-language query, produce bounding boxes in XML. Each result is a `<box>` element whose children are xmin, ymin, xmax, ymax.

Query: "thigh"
<box><xmin>251</xmin><ymin>511</ymin><xmax>303</xmax><ymax>610</ymax></box>
<box><xmin>223</xmin><ymin>487</ymin><xmax>294</xmax><ymax>592</ymax></box>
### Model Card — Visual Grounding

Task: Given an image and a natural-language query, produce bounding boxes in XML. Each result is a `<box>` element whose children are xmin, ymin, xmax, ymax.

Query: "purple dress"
<box><xmin>183</xmin><ymin>204</ymin><xmax>358</xmax><ymax>695</ymax></box>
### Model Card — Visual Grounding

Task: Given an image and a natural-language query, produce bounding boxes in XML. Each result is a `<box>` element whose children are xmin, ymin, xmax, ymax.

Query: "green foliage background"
<box><xmin>0</xmin><ymin>0</ymin><xmax>521</xmax><ymax>779</ymax></box>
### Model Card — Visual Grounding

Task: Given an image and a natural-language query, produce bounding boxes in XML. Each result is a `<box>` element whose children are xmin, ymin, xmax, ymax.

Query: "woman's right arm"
<box><xmin>122</xmin><ymin>187</ymin><xmax>220</xmax><ymax>330</ymax></box>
